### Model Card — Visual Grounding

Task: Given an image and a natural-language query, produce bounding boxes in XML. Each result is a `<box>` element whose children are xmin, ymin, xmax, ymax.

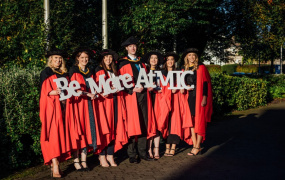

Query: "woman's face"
<box><xmin>187</xmin><ymin>53</ymin><xmax>197</xmax><ymax>64</ymax></box>
<box><xmin>51</xmin><ymin>55</ymin><xmax>63</xmax><ymax>68</ymax></box>
<box><xmin>78</xmin><ymin>52</ymin><xmax>89</xmax><ymax>67</ymax></box>
<box><xmin>166</xmin><ymin>56</ymin><xmax>175</xmax><ymax>68</ymax></box>
<box><xmin>149</xmin><ymin>54</ymin><xmax>158</xmax><ymax>67</ymax></box>
<box><xmin>103</xmin><ymin>55</ymin><xmax>113</xmax><ymax>67</ymax></box>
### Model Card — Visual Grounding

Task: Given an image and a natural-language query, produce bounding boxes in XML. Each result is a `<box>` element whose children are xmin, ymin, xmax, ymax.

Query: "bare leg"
<box><xmin>106</xmin><ymin>154</ymin><xmax>117</xmax><ymax>167</ymax></box>
<box><xmin>153</xmin><ymin>135</ymin><xmax>160</xmax><ymax>158</ymax></box>
<box><xmin>99</xmin><ymin>155</ymin><xmax>109</xmax><ymax>167</ymax></box>
<box><xmin>73</xmin><ymin>150</ymin><xmax>82</xmax><ymax>170</ymax></box>
<box><xmin>190</xmin><ymin>128</ymin><xmax>197</xmax><ymax>153</ymax></box>
<box><xmin>51</xmin><ymin>158</ymin><xmax>61</xmax><ymax>177</ymax></box>
<box><xmin>81</xmin><ymin>149</ymin><xmax>88</xmax><ymax>169</ymax></box>
<box><xmin>148</xmin><ymin>137</ymin><xmax>154</xmax><ymax>158</ymax></box>
<box><xmin>165</xmin><ymin>144</ymin><xmax>170</xmax><ymax>156</ymax></box>
<box><xmin>191</xmin><ymin>134</ymin><xmax>203</xmax><ymax>154</ymax></box>
<box><xmin>169</xmin><ymin>144</ymin><xmax>176</xmax><ymax>156</ymax></box>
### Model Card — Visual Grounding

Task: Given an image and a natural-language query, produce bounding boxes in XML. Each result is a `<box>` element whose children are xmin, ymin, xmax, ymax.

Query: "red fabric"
<box><xmin>118</xmin><ymin>63</ymin><xmax>156</xmax><ymax>139</ymax></box>
<box><xmin>154</xmin><ymin>75</ymin><xmax>191</xmax><ymax>140</ymax></box>
<box><xmin>181</xmin><ymin>65</ymin><xmax>213</xmax><ymax>143</ymax></box>
<box><xmin>40</xmin><ymin>74</ymin><xmax>70</xmax><ymax>165</ymax></box>
<box><xmin>94</xmin><ymin>69</ymin><xmax>128</xmax><ymax>153</ymax></box>
<box><xmin>154</xmin><ymin>75</ymin><xmax>171</xmax><ymax>137</ymax></box>
<box><xmin>194</xmin><ymin>65</ymin><xmax>213</xmax><ymax>140</ymax></box>
<box><xmin>65</xmin><ymin>73</ymin><xmax>109</xmax><ymax>153</ymax></box>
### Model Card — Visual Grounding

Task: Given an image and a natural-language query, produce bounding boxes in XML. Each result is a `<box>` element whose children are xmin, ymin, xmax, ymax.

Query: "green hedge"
<box><xmin>0</xmin><ymin>66</ymin><xmax>283</xmax><ymax>173</ymax></box>
<box><xmin>0</xmin><ymin>66</ymin><xmax>42</xmax><ymax>173</ymax></box>
<box><xmin>211</xmin><ymin>74</ymin><xmax>268</xmax><ymax>115</ymax></box>
<box><xmin>206</xmin><ymin>65</ymin><xmax>222</xmax><ymax>74</ymax></box>
<box><xmin>263</xmin><ymin>75</ymin><xmax>285</xmax><ymax>100</ymax></box>
<box><xmin>221</xmin><ymin>64</ymin><xmax>238</xmax><ymax>74</ymax></box>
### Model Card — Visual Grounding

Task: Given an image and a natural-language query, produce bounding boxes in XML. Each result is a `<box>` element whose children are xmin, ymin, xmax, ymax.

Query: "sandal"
<box><xmin>99</xmin><ymin>155</ymin><xmax>110</xmax><ymax>167</ymax></box>
<box><xmin>164</xmin><ymin>148</ymin><xmax>170</xmax><ymax>156</ymax></box>
<box><xmin>81</xmin><ymin>161</ymin><xmax>90</xmax><ymax>171</ymax></box>
<box><xmin>168</xmin><ymin>148</ymin><xmax>176</xmax><ymax>156</ymax></box>
<box><xmin>187</xmin><ymin>147</ymin><xmax>202</xmax><ymax>156</ymax></box>
<box><xmin>73</xmin><ymin>161</ymin><xmax>85</xmax><ymax>171</ymax></box>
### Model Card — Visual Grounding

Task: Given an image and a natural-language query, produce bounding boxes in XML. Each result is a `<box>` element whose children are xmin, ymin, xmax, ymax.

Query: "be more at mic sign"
<box><xmin>54</xmin><ymin>68</ymin><xmax>194</xmax><ymax>101</ymax></box>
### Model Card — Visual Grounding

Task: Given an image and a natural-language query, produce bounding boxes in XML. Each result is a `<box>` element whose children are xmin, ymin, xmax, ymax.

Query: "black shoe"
<box><xmin>129</xmin><ymin>157</ymin><xmax>138</xmax><ymax>164</ymax></box>
<box><xmin>140</xmin><ymin>156</ymin><xmax>155</xmax><ymax>161</ymax></box>
<box><xmin>81</xmin><ymin>161</ymin><xmax>90</xmax><ymax>171</ymax></box>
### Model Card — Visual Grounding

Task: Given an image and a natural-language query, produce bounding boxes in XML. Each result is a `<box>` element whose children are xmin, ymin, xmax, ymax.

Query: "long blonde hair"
<box><xmin>184</xmin><ymin>53</ymin><xmax>198</xmax><ymax>71</ymax></box>
<box><xmin>46</xmin><ymin>55</ymin><xmax>67</xmax><ymax>73</ymax></box>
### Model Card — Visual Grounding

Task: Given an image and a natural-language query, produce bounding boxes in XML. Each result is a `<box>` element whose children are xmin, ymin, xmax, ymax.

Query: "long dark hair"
<box><xmin>163</xmin><ymin>56</ymin><xmax>176</xmax><ymax>72</ymax></box>
<box><xmin>100</xmin><ymin>55</ymin><xmax>118</xmax><ymax>76</ymax></box>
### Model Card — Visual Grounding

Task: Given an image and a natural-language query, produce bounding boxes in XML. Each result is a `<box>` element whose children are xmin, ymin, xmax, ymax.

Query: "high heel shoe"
<box><xmin>187</xmin><ymin>147</ymin><xmax>202</xmax><ymax>156</ymax></box>
<box><xmin>73</xmin><ymin>161</ymin><xmax>85</xmax><ymax>171</ymax></box>
<box><xmin>164</xmin><ymin>148</ymin><xmax>170</xmax><ymax>156</ymax></box>
<box><xmin>168</xmin><ymin>148</ymin><xmax>176</xmax><ymax>157</ymax></box>
<box><xmin>153</xmin><ymin>147</ymin><xmax>160</xmax><ymax>159</ymax></box>
<box><xmin>50</xmin><ymin>165</ymin><xmax>61</xmax><ymax>178</ymax></box>
<box><xmin>81</xmin><ymin>161</ymin><xmax>90</xmax><ymax>171</ymax></box>
<box><xmin>99</xmin><ymin>155</ymin><xmax>109</xmax><ymax>167</ymax></box>
<box><xmin>106</xmin><ymin>155</ymin><xmax>117</xmax><ymax>167</ymax></box>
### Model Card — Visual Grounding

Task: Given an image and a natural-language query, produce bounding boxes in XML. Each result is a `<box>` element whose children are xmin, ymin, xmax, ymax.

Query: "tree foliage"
<box><xmin>0</xmin><ymin>0</ymin><xmax>46</xmax><ymax>68</ymax></box>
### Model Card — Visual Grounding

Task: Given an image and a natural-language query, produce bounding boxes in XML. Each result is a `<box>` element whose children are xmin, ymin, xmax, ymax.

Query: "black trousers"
<box><xmin>127</xmin><ymin>91</ymin><xmax>148</xmax><ymax>158</ymax></box>
<box><xmin>100</xmin><ymin>141</ymin><xmax>115</xmax><ymax>155</ymax></box>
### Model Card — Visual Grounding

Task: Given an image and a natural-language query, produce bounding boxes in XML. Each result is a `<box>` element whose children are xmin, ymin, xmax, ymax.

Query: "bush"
<box><xmin>221</xmin><ymin>64</ymin><xmax>238</xmax><ymax>74</ymax></box>
<box><xmin>206</xmin><ymin>65</ymin><xmax>222</xmax><ymax>74</ymax></box>
<box><xmin>0</xmin><ymin>66</ymin><xmax>42</xmax><ymax>172</ymax></box>
<box><xmin>236</xmin><ymin>65</ymin><xmax>258</xmax><ymax>73</ymax></box>
<box><xmin>211</xmin><ymin>74</ymin><xmax>268</xmax><ymax>114</ymax></box>
<box><xmin>263</xmin><ymin>75</ymin><xmax>285</xmax><ymax>100</ymax></box>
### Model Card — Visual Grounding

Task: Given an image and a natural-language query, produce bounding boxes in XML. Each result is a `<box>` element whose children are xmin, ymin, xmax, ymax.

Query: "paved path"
<box><xmin>20</xmin><ymin>102</ymin><xmax>285</xmax><ymax>180</ymax></box>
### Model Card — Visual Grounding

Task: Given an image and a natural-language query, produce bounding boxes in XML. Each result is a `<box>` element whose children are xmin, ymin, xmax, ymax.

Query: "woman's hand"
<box><xmin>172</xmin><ymin>89</ymin><xmax>177</xmax><ymax>93</ymax></box>
<box><xmin>201</xmin><ymin>96</ymin><xmax>207</xmax><ymax>106</ymax></box>
<box><xmin>133</xmin><ymin>87</ymin><xmax>144</xmax><ymax>93</ymax></box>
<box><xmin>148</xmin><ymin>87</ymin><xmax>154</xmax><ymax>91</ymax></box>
<box><xmin>87</xmin><ymin>93</ymin><xmax>96</xmax><ymax>100</ymax></box>
<box><xmin>180</xmin><ymin>89</ymin><xmax>185</xmax><ymax>94</ymax></box>
<box><xmin>157</xmin><ymin>89</ymin><xmax>162</xmax><ymax>93</ymax></box>
<box><xmin>187</xmin><ymin>85</ymin><xmax>194</xmax><ymax>91</ymax></box>
<box><xmin>49</xmin><ymin>88</ymin><xmax>61</xmax><ymax>96</ymax></box>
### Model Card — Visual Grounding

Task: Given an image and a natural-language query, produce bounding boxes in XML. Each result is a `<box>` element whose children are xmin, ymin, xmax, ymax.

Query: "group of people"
<box><xmin>40</xmin><ymin>36</ymin><xmax>213</xmax><ymax>178</ymax></box>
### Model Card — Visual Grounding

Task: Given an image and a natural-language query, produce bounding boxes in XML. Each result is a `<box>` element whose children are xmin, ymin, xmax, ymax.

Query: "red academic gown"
<box><xmin>154</xmin><ymin>70</ymin><xmax>192</xmax><ymax>140</ymax></box>
<box><xmin>94</xmin><ymin>66</ymin><xmax>128</xmax><ymax>153</ymax></box>
<box><xmin>65</xmin><ymin>66</ymin><xmax>109</xmax><ymax>154</ymax></box>
<box><xmin>181</xmin><ymin>64</ymin><xmax>213</xmax><ymax>144</ymax></box>
<box><xmin>39</xmin><ymin>67</ymin><xmax>71</xmax><ymax>165</ymax></box>
<box><xmin>117</xmin><ymin>57</ymin><xmax>156</xmax><ymax>139</ymax></box>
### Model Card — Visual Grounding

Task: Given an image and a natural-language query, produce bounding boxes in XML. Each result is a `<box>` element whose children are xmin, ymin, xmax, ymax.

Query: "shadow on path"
<box><xmin>175</xmin><ymin>108</ymin><xmax>285</xmax><ymax>180</ymax></box>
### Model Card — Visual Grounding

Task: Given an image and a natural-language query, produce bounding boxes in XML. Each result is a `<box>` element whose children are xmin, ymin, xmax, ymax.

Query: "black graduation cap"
<box><xmin>121</xmin><ymin>36</ymin><xmax>139</xmax><ymax>47</ymax></box>
<box><xmin>142</xmin><ymin>51</ymin><xmax>164</xmax><ymax>65</ymax></box>
<box><xmin>71</xmin><ymin>47</ymin><xmax>95</xmax><ymax>59</ymax></box>
<box><xmin>98</xmin><ymin>49</ymin><xmax>119</xmax><ymax>62</ymax></box>
<box><xmin>164</xmin><ymin>52</ymin><xmax>180</xmax><ymax>62</ymax></box>
<box><xmin>181</xmin><ymin>48</ymin><xmax>199</xmax><ymax>60</ymax></box>
<box><xmin>45</xmin><ymin>48</ymin><xmax>68</xmax><ymax>58</ymax></box>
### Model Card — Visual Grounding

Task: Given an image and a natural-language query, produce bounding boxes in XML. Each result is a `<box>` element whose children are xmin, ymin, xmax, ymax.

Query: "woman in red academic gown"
<box><xmin>142</xmin><ymin>51</ymin><xmax>164</xmax><ymax>159</ymax></box>
<box><xmin>40</xmin><ymin>49</ymin><xmax>70</xmax><ymax>178</ymax></box>
<box><xmin>159</xmin><ymin>52</ymin><xmax>190</xmax><ymax>156</ymax></box>
<box><xmin>94</xmin><ymin>49</ymin><xmax>128</xmax><ymax>167</ymax></box>
<box><xmin>181</xmin><ymin>48</ymin><xmax>213</xmax><ymax>156</ymax></box>
<box><xmin>65</xmin><ymin>47</ymin><xmax>109</xmax><ymax>171</ymax></box>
